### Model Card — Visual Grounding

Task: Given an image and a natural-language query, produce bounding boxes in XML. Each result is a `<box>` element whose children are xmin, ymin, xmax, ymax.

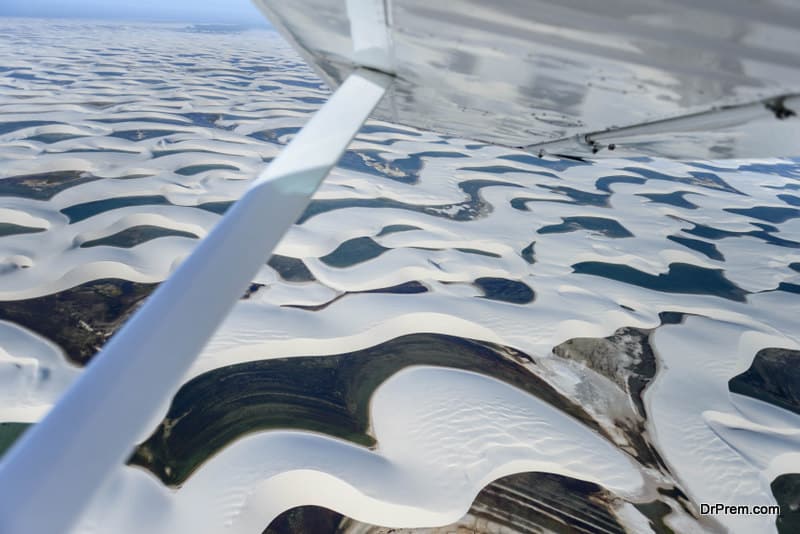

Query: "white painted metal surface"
<box><xmin>0</xmin><ymin>68</ymin><xmax>391</xmax><ymax>534</ymax></box>
<box><xmin>346</xmin><ymin>0</ymin><xmax>393</xmax><ymax>73</ymax></box>
<box><xmin>253</xmin><ymin>0</ymin><xmax>800</xmax><ymax>158</ymax></box>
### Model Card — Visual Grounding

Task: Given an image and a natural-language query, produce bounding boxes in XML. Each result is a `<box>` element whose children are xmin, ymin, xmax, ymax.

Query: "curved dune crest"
<box><xmin>0</xmin><ymin>321</ymin><xmax>77</xmax><ymax>422</ymax></box>
<box><xmin>648</xmin><ymin>319</ymin><xmax>800</xmax><ymax>533</ymax></box>
<box><xmin>74</xmin><ymin>366</ymin><xmax>643</xmax><ymax>533</ymax></box>
<box><xmin>0</xmin><ymin>18</ymin><xmax>797</xmax><ymax>533</ymax></box>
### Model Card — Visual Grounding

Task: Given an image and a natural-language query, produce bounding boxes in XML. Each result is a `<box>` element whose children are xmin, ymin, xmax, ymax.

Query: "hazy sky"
<box><xmin>0</xmin><ymin>0</ymin><xmax>269</xmax><ymax>25</ymax></box>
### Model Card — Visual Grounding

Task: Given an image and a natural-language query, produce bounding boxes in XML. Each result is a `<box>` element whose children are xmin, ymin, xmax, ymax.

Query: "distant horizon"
<box><xmin>0</xmin><ymin>0</ymin><xmax>270</xmax><ymax>26</ymax></box>
<box><xmin>0</xmin><ymin>14</ymin><xmax>271</xmax><ymax>28</ymax></box>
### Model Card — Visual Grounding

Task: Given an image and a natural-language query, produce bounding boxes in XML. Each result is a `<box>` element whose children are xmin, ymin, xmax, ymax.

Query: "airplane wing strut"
<box><xmin>0</xmin><ymin>67</ymin><xmax>392</xmax><ymax>534</ymax></box>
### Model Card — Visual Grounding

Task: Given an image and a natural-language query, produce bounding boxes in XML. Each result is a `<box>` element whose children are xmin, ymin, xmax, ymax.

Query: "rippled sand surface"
<box><xmin>0</xmin><ymin>18</ymin><xmax>799</xmax><ymax>534</ymax></box>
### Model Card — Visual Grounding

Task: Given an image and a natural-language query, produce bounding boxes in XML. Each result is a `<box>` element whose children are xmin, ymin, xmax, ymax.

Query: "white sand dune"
<box><xmin>0</xmin><ymin>17</ymin><xmax>797</xmax><ymax>533</ymax></box>
<box><xmin>0</xmin><ymin>321</ymin><xmax>78</xmax><ymax>422</ymax></box>
<box><xmin>649</xmin><ymin>319</ymin><xmax>800</xmax><ymax>532</ymax></box>
<box><xmin>73</xmin><ymin>366</ymin><xmax>645</xmax><ymax>533</ymax></box>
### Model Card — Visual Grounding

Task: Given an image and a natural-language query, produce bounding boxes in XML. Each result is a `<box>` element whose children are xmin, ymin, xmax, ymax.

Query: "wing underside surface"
<box><xmin>253</xmin><ymin>0</ymin><xmax>800</xmax><ymax>159</ymax></box>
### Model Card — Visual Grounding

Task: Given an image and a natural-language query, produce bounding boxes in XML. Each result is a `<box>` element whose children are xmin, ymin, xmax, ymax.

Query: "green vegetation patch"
<box><xmin>80</xmin><ymin>225</ymin><xmax>198</xmax><ymax>248</ymax></box>
<box><xmin>263</xmin><ymin>471</ymin><xmax>628</xmax><ymax>534</ymax></box>
<box><xmin>0</xmin><ymin>223</ymin><xmax>46</xmax><ymax>238</ymax></box>
<box><xmin>0</xmin><ymin>278</ymin><xmax>156</xmax><ymax>365</ymax></box>
<box><xmin>0</xmin><ymin>170</ymin><xmax>101</xmax><ymax>200</ymax></box>
<box><xmin>730</xmin><ymin>347</ymin><xmax>800</xmax><ymax>415</ymax></box>
<box><xmin>131</xmin><ymin>333</ymin><xmax>605</xmax><ymax>487</ymax></box>
<box><xmin>773</xmin><ymin>474</ymin><xmax>800</xmax><ymax>534</ymax></box>
<box><xmin>0</xmin><ymin>422</ymin><xmax>29</xmax><ymax>458</ymax></box>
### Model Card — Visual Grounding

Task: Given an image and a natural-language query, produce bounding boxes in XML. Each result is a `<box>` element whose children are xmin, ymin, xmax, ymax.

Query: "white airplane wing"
<box><xmin>2</xmin><ymin>2</ymin><xmax>799</xmax><ymax>532</ymax></box>
<box><xmin>254</xmin><ymin>0</ymin><xmax>800</xmax><ymax>159</ymax></box>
